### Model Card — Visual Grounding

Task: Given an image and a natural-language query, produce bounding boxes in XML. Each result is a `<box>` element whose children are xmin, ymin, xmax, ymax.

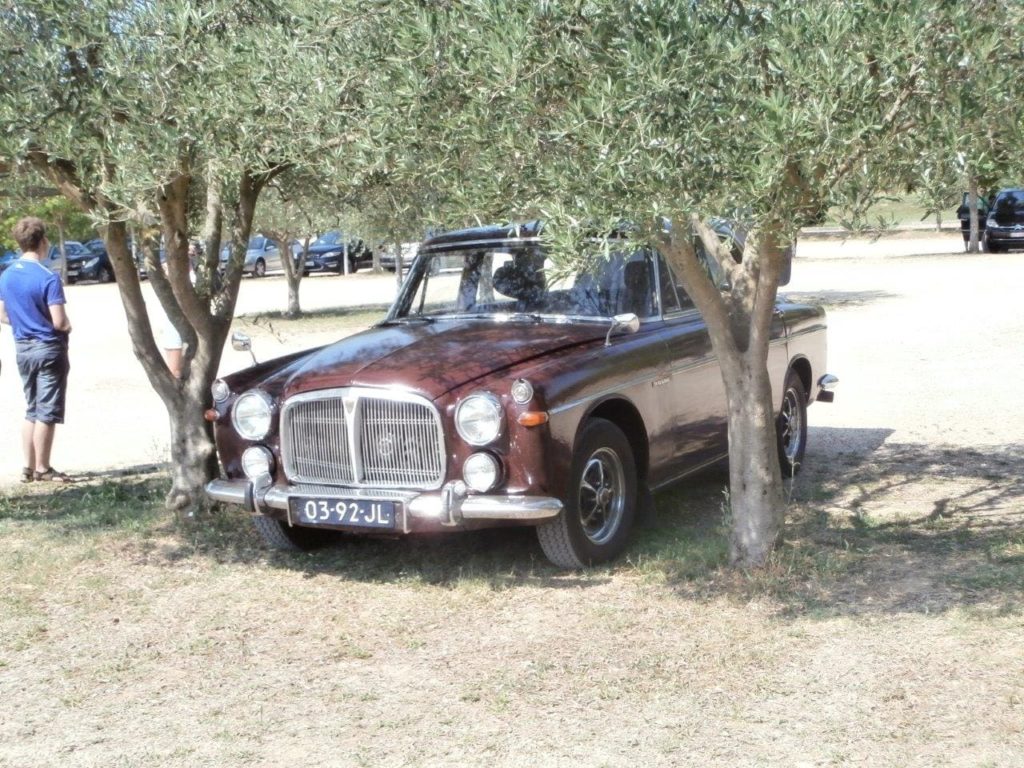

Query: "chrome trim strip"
<box><xmin>459</xmin><ymin>495</ymin><xmax>563</xmax><ymax>520</ymax></box>
<box><xmin>548</xmin><ymin>370</ymin><xmax>661</xmax><ymax>415</ymax></box>
<box><xmin>205</xmin><ymin>479</ymin><xmax>254</xmax><ymax>510</ymax></box>
<box><xmin>649</xmin><ymin>452</ymin><xmax>729</xmax><ymax>492</ymax></box>
<box><xmin>215</xmin><ymin>480</ymin><xmax>562</xmax><ymax>524</ymax></box>
<box><xmin>419</xmin><ymin>237</ymin><xmax>542</xmax><ymax>253</ymax></box>
<box><xmin>786</xmin><ymin>326</ymin><xmax>827</xmax><ymax>340</ymax></box>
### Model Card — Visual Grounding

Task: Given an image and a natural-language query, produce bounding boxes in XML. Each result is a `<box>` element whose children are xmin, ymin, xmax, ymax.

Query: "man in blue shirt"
<box><xmin>0</xmin><ymin>217</ymin><xmax>74</xmax><ymax>482</ymax></box>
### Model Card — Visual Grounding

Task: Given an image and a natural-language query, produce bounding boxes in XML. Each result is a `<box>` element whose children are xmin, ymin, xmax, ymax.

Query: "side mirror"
<box><xmin>231</xmin><ymin>331</ymin><xmax>258</xmax><ymax>365</ymax></box>
<box><xmin>605</xmin><ymin>313</ymin><xmax>640</xmax><ymax>347</ymax></box>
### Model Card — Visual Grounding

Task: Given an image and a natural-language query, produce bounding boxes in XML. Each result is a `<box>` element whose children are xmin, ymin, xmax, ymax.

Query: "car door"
<box><xmin>264</xmin><ymin>239</ymin><xmax>283</xmax><ymax>272</ymax></box>
<box><xmin>655</xmin><ymin>250</ymin><xmax>730</xmax><ymax>476</ymax></box>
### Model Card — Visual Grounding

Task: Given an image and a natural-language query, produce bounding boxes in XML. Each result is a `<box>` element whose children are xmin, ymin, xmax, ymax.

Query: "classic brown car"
<box><xmin>206</xmin><ymin>222</ymin><xmax>835</xmax><ymax>568</ymax></box>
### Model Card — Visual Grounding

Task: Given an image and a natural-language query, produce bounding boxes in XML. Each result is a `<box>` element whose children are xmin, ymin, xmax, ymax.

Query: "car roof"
<box><xmin>419</xmin><ymin>221</ymin><xmax>543</xmax><ymax>252</ymax></box>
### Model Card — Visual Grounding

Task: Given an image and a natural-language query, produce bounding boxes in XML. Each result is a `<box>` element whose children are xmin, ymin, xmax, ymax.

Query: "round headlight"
<box><xmin>211</xmin><ymin>379</ymin><xmax>231</xmax><ymax>403</ymax></box>
<box><xmin>232</xmin><ymin>390</ymin><xmax>274</xmax><ymax>440</ymax></box>
<box><xmin>241</xmin><ymin>445</ymin><xmax>275</xmax><ymax>480</ymax></box>
<box><xmin>510</xmin><ymin>379</ymin><xmax>534</xmax><ymax>404</ymax></box>
<box><xmin>455</xmin><ymin>393</ymin><xmax>503</xmax><ymax>445</ymax></box>
<box><xmin>463</xmin><ymin>452</ymin><xmax>501</xmax><ymax>492</ymax></box>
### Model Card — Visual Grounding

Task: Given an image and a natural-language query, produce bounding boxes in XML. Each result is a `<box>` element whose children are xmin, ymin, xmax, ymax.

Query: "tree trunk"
<box><xmin>164</xmin><ymin>387</ymin><xmax>220</xmax><ymax>512</ymax></box>
<box><xmin>660</xmin><ymin>218</ymin><xmax>790</xmax><ymax>568</ymax></box>
<box><xmin>721</xmin><ymin>356</ymin><xmax>786</xmax><ymax>565</ymax></box>
<box><xmin>266</xmin><ymin>227</ymin><xmax>303</xmax><ymax>317</ymax></box>
<box><xmin>967</xmin><ymin>175</ymin><xmax>980</xmax><ymax>253</ymax></box>
<box><xmin>56</xmin><ymin>224</ymin><xmax>67</xmax><ymax>283</ymax></box>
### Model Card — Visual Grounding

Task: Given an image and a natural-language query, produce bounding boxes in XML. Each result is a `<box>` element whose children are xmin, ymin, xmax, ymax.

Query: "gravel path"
<box><xmin>0</xmin><ymin>232</ymin><xmax>1020</xmax><ymax>488</ymax></box>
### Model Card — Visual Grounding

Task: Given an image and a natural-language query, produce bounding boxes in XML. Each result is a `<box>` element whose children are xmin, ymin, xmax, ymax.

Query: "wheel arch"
<box><xmin>788</xmin><ymin>355</ymin><xmax>812</xmax><ymax>399</ymax></box>
<box><xmin>582</xmin><ymin>397</ymin><xmax>649</xmax><ymax>483</ymax></box>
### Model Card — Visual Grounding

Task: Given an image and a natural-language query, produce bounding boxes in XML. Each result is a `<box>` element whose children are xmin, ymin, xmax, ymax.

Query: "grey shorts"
<box><xmin>15</xmin><ymin>339</ymin><xmax>70</xmax><ymax>424</ymax></box>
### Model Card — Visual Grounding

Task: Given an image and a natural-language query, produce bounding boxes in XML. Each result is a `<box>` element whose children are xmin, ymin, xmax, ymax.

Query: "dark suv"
<box><xmin>983</xmin><ymin>189</ymin><xmax>1024</xmax><ymax>253</ymax></box>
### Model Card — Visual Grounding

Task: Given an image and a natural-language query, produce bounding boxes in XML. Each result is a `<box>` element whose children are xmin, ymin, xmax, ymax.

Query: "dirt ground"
<box><xmin>0</xmin><ymin>232</ymin><xmax>1022</xmax><ymax>767</ymax></box>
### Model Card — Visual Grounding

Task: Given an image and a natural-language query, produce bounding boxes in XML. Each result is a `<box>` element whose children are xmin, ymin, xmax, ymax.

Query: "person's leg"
<box><xmin>32</xmin><ymin>422</ymin><xmax>56</xmax><ymax>474</ymax></box>
<box><xmin>31</xmin><ymin>342</ymin><xmax>69</xmax><ymax>476</ymax></box>
<box><xmin>21</xmin><ymin>419</ymin><xmax>36</xmax><ymax>473</ymax></box>
<box><xmin>16</xmin><ymin>344</ymin><xmax>40</xmax><ymax>475</ymax></box>
<box><xmin>163</xmin><ymin>346</ymin><xmax>183</xmax><ymax>378</ymax></box>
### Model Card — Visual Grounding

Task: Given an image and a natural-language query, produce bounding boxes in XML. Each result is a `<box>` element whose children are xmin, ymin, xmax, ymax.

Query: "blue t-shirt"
<box><xmin>0</xmin><ymin>258</ymin><xmax>67</xmax><ymax>342</ymax></box>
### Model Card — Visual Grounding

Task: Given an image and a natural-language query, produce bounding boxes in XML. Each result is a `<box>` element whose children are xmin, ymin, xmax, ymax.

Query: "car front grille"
<box><xmin>281</xmin><ymin>388</ymin><xmax>446</xmax><ymax>489</ymax></box>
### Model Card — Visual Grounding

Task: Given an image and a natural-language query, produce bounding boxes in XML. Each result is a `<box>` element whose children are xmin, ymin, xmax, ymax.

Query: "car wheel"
<box><xmin>536</xmin><ymin>418</ymin><xmax>637</xmax><ymax>569</ymax></box>
<box><xmin>982</xmin><ymin>235</ymin><xmax>1001</xmax><ymax>253</ymax></box>
<box><xmin>254</xmin><ymin>258</ymin><xmax>266</xmax><ymax>277</ymax></box>
<box><xmin>252</xmin><ymin>515</ymin><xmax>335</xmax><ymax>550</ymax></box>
<box><xmin>98</xmin><ymin>265</ymin><xmax>114</xmax><ymax>283</ymax></box>
<box><xmin>776</xmin><ymin>370</ymin><xmax>808</xmax><ymax>478</ymax></box>
<box><xmin>349</xmin><ymin>255</ymin><xmax>359</xmax><ymax>274</ymax></box>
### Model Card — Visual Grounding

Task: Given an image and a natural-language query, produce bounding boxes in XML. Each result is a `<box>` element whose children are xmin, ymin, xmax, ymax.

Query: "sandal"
<box><xmin>20</xmin><ymin>467</ymin><xmax>34</xmax><ymax>483</ymax></box>
<box><xmin>34</xmin><ymin>467</ymin><xmax>74</xmax><ymax>483</ymax></box>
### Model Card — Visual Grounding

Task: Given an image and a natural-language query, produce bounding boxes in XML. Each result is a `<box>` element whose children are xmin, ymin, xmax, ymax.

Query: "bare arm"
<box><xmin>49</xmin><ymin>303</ymin><xmax>72</xmax><ymax>333</ymax></box>
<box><xmin>0</xmin><ymin>299</ymin><xmax>8</xmax><ymax>325</ymax></box>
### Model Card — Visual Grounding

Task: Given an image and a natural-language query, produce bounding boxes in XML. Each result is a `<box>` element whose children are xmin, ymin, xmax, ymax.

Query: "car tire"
<box><xmin>252</xmin><ymin>515</ymin><xmax>335</xmax><ymax>551</ymax></box>
<box><xmin>254</xmin><ymin>258</ymin><xmax>266</xmax><ymax>277</ymax></box>
<box><xmin>536</xmin><ymin>418</ymin><xmax>637</xmax><ymax>569</ymax></box>
<box><xmin>982</xmin><ymin>234</ymin><xmax>1001</xmax><ymax>253</ymax></box>
<box><xmin>98</xmin><ymin>265</ymin><xmax>114</xmax><ymax>283</ymax></box>
<box><xmin>776</xmin><ymin>370</ymin><xmax>808</xmax><ymax>478</ymax></box>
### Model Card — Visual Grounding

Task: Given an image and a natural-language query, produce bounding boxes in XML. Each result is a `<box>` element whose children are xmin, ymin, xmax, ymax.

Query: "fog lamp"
<box><xmin>241</xmin><ymin>446</ymin><xmax>275</xmax><ymax>480</ymax></box>
<box><xmin>463</xmin><ymin>452</ymin><xmax>501</xmax><ymax>493</ymax></box>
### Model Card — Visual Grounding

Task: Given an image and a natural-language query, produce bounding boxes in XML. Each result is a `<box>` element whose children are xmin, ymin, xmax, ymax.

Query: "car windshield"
<box><xmin>312</xmin><ymin>231</ymin><xmax>342</xmax><ymax>246</ymax></box>
<box><xmin>397</xmin><ymin>245</ymin><xmax>656</xmax><ymax>321</ymax></box>
<box><xmin>994</xmin><ymin>191</ymin><xmax>1024</xmax><ymax>213</ymax></box>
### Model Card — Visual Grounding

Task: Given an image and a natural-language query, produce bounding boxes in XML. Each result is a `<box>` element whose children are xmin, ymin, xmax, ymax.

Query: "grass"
<box><xmin>821</xmin><ymin>192</ymin><xmax>952</xmax><ymax>229</ymax></box>
<box><xmin>1</xmin><ymin>466</ymin><xmax>1022</xmax><ymax>767</ymax></box>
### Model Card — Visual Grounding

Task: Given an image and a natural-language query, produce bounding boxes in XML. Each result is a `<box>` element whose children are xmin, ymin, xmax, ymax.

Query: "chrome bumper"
<box><xmin>205</xmin><ymin>478</ymin><xmax>563</xmax><ymax>530</ymax></box>
<box><xmin>816</xmin><ymin>373</ymin><xmax>839</xmax><ymax>403</ymax></box>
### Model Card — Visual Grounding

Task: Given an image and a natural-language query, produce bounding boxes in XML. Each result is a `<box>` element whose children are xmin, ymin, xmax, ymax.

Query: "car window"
<box><xmin>656</xmin><ymin>251</ymin><xmax>685</xmax><ymax>313</ymax></box>
<box><xmin>404</xmin><ymin>246</ymin><xmax>656</xmax><ymax>320</ymax></box>
<box><xmin>313</xmin><ymin>231</ymin><xmax>342</xmax><ymax>246</ymax></box>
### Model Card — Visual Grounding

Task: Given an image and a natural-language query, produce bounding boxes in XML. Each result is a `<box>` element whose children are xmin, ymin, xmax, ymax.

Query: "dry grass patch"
<box><xmin>1</xmin><ymin>458</ymin><xmax>1022</xmax><ymax>767</ymax></box>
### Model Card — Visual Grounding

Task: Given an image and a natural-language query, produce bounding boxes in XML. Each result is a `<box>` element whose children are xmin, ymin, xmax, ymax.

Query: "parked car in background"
<box><xmin>0</xmin><ymin>250</ymin><xmax>17</xmax><ymax>275</ymax></box>
<box><xmin>378</xmin><ymin>241</ymin><xmax>419</xmax><ymax>272</ymax></box>
<box><xmin>42</xmin><ymin>241</ymin><xmax>91</xmax><ymax>274</ymax></box>
<box><xmin>206</xmin><ymin>222</ymin><xmax>836</xmax><ymax>569</ymax></box>
<box><xmin>983</xmin><ymin>188</ymin><xmax>1024</xmax><ymax>252</ymax></box>
<box><xmin>955</xmin><ymin>192</ymin><xmax>990</xmax><ymax>248</ymax></box>
<box><xmin>219</xmin><ymin>236</ymin><xmax>301</xmax><ymax>277</ymax></box>
<box><xmin>301</xmin><ymin>231</ymin><xmax>371</xmax><ymax>274</ymax></box>
<box><xmin>67</xmin><ymin>238</ymin><xmax>115</xmax><ymax>283</ymax></box>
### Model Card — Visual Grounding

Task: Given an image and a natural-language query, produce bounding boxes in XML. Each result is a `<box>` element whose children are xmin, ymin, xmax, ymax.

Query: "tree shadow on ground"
<box><xmin>780</xmin><ymin>289</ymin><xmax>899</xmax><ymax>309</ymax></box>
<box><xmin>642</xmin><ymin>428</ymin><xmax>1024</xmax><ymax>618</ymax></box>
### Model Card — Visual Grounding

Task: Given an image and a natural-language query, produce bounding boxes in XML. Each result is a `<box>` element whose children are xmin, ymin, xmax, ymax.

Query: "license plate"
<box><xmin>1011</xmin><ymin>232</ymin><xmax>1024</xmax><ymax>238</ymax></box>
<box><xmin>289</xmin><ymin>497</ymin><xmax>395</xmax><ymax>530</ymax></box>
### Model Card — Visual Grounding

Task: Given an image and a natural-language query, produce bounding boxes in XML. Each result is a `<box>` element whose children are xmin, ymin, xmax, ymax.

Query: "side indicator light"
<box><xmin>204</xmin><ymin>409</ymin><xmax>220</xmax><ymax>422</ymax></box>
<box><xmin>517</xmin><ymin>411</ymin><xmax>549</xmax><ymax>427</ymax></box>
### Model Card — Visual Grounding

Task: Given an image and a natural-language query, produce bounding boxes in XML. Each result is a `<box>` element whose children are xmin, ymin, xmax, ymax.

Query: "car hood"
<box><xmin>305</xmin><ymin>243</ymin><xmax>345</xmax><ymax>255</ymax></box>
<box><xmin>261</xmin><ymin>320</ymin><xmax>610</xmax><ymax>402</ymax></box>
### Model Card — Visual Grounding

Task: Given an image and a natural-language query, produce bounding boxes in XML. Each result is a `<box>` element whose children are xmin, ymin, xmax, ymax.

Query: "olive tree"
<box><xmin>911</xmin><ymin>2</ymin><xmax>1024</xmax><ymax>252</ymax></box>
<box><xmin>0</xmin><ymin>0</ymin><xmax>376</xmax><ymax>510</ymax></box>
<box><xmin>376</xmin><ymin>0</ymin><xmax>1004</xmax><ymax>566</ymax></box>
